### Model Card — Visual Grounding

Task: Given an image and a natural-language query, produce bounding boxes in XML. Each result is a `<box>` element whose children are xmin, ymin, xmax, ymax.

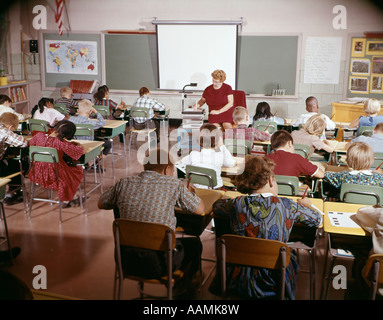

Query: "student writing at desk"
<box><xmin>0</xmin><ymin>94</ymin><xmax>27</xmax><ymax>121</ymax></box>
<box><xmin>68</xmin><ymin>99</ymin><xmax>111</xmax><ymax>156</ymax></box>
<box><xmin>54</xmin><ymin>86</ymin><xmax>78</xmax><ymax>115</ymax></box>
<box><xmin>291</xmin><ymin>114</ymin><xmax>335</xmax><ymax>157</ymax></box>
<box><xmin>28</xmin><ymin>120</ymin><xmax>85</xmax><ymax>207</ymax></box>
<box><xmin>348</xmin><ymin>122</ymin><xmax>383</xmax><ymax>153</ymax></box>
<box><xmin>131</xmin><ymin>86</ymin><xmax>166</xmax><ymax>141</ymax></box>
<box><xmin>32</xmin><ymin>97</ymin><xmax>66</xmax><ymax>128</ymax></box>
<box><xmin>324</xmin><ymin>142</ymin><xmax>383</xmax><ymax>199</ymax></box>
<box><xmin>224</xmin><ymin>106</ymin><xmax>270</xmax><ymax>143</ymax></box>
<box><xmin>0</xmin><ymin>112</ymin><xmax>28</xmax><ymax>205</ymax></box>
<box><xmin>98</xmin><ymin>148</ymin><xmax>204</xmax><ymax>296</ymax></box>
<box><xmin>349</xmin><ymin>98</ymin><xmax>383</xmax><ymax>136</ymax></box>
<box><xmin>210</xmin><ymin>155</ymin><xmax>322</xmax><ymax>299</ymax></box>
<box><xmin>93</xmin><ymin>85</ymin><xmax>125</xmax><ymax>119</ymax></box>
<box><xmin>266</xmin><ymin>130</ymin><xmax>324</xmax><ymax>178</ymax></box>
<box><xmin>253</xmin><ymin>101</ymin><xmax>285</xmax><ymax>125</ymax></box>
<box><xmin>177</xmin><ymin>123</ymin><xmax>236</xmax><ymax>189</ymax></box>
<box><xmin>292</xmin><ymin>96</ymin><xmax>335</xmax><ymax>130</ymax></box>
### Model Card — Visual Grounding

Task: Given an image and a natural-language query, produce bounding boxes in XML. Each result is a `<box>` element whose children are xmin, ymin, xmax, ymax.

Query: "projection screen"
<box><xmin>155</xmin><ymin>22</ymin><xmax>239</xmax><ymax>91</ymax></box>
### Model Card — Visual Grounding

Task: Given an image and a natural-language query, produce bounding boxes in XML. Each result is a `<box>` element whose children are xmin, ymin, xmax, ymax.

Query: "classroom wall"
<box><xmin>4</xmin><ymin>0</ymin><xmax>383</xmax><ymax>118</ymax></box>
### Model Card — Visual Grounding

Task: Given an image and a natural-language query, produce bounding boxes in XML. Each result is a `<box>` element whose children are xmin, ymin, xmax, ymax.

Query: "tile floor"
<box><xmin>0</xmin><ymin>127</ymin><xmax>375</xmax><ymax>300</ymax></box>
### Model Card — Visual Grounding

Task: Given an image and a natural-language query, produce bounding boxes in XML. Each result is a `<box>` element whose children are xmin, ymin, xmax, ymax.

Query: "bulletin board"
<box><xmin>346</xmin><ymin>36</ymin><xmax>383</xmax><ymax>99</ymax></box>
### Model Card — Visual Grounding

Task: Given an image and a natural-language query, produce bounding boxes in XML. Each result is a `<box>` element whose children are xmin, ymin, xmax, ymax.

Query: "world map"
<box><xmin>45</xmin><ymin>40</ymin><xmax>98</xmax><ymax>75</ymax></box>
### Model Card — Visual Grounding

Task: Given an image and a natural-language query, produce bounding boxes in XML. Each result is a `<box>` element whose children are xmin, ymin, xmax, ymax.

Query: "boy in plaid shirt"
<box><xmin>0</xmin><ymin>112</ymin><xmax>28</xmax><ymax>204</ymax></box>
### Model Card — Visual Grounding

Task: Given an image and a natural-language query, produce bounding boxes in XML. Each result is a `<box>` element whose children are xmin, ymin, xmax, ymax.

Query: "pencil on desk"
<box><xmin>264</xmin><ymin>123</ymin><xmax>271</xmax><ymax>132</ymax></box>
<box><xmin>302</xmin><ymin>186</ymin><xmax>309</xmax><ymax>199</ymax></box>
<box><xmin>375</xmin><ymin>161</ymin><xmax>383</xmax><ymax>170</ymax></box>
<box><xmin>330</xmin><ymin>113</ymin><xmax>335</xmax><ymax>120</ymax></box>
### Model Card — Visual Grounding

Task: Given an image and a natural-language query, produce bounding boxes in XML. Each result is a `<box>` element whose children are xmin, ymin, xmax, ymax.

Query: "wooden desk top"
<box><xmin>103</xmin><ymin>120</ymin><xmax>128</xmax><ymax>128</ymax></box>
<box><xmin>323</xmin><ymin>202</ymin><xmax>368</xmax><ymax>236</ymax></box>
<box><xmin>175</xmin><ymin>188</ymin><xmax>225</xmax><ymax>215</ymax></box>
<box><xmin>0</xmin><ymin>178</ymin><xmax>11</xmax><ymax>188</ymax></box>
<box><xmin>221</xmin><ymin>157</ymin><xmax>245</xmax><ymax>175</ymax></box>
<box><xmin>71</xmin><ymin>140</ymin><xmax>104</xmax><ymax>154</ymax></box>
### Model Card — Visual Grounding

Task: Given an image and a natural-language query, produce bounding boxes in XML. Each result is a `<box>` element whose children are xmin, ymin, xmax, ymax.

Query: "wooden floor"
<box><xmin>0</xmin><ymin>127</ymin><xmax>375</xmax><ymax>300</ymax></box>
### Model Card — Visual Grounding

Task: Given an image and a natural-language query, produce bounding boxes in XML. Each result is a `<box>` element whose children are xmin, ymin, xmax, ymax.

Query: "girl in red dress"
<box><xmin>195</xmin><ymin>70</ymin><xmax>234</xmax><ymax>130</ymax></box>
<box><xmin>28</xmin><ymin>120</ymin><xmax>84</xmax><ymax>202</ymax></box>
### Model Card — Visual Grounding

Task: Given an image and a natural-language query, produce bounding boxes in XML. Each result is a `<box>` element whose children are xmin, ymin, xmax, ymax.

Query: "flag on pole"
<box><xmin>55</xmin><ymin>0</ymin><xmax>65</xmax><ymax>36</ymax></box>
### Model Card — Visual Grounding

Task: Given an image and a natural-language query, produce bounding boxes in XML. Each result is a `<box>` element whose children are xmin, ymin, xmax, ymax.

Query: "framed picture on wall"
<box><xmin>371</xmin><ymin>76</ymin><xmax>383</xmax><ymax>93</ymax></box>
<box><xmin>372</xmin><ymin>57</ymin><xmax>383</xmax><ymax>75</ymax></box>
<box><xmin>351</xmin><ymin>38</ymin><xmax>365</xmax><ymax>57</ymax></box>
<box><xmin>366</xmin><ymin>41</ymin><xmax>383</xmax><ymax>56</ymax></box>
<box><xmin>349</xmin><ymin>77</ymin><xmax>369</xmax><ymax>94</ymax></box>
<box><xmin>350</xmin><ymin>58</ymin><xmax>370</xmax><ymax>75</ymax></box>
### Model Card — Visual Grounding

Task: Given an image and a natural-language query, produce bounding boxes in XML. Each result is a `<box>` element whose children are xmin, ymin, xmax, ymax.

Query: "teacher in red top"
<box><xmin>194</xmin><ymin>70</ymin><xmax>234</xmax><ymax>130</ymax></box>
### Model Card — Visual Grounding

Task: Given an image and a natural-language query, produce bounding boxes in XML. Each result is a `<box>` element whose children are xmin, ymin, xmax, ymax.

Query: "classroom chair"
<box><xmin>54</xmin><ymin>103</ymin><xmax>67</xmax><ymax>115</ymax></box>
<box><xmin>253</xmin><ymin>120</ymin><xmax>278</xmax><ymax>134</ymax></box>
<box><xmin>93</xmin><ymin>105</ymin><xmax>110</xmax><ymax>119</ymax></box>
<box><xmin>363</xmin><ymin>254</ymin><xmax>383</xmax><ymax>300</ymax></box>
<box><xmin>0</xmin><ymin>178</ymin><xmax>13</xmax><ymax>265</ymax></box>
<box><xmin>275</xmin><ymin>175</ymin><xmax>300</xmax><ymax>196</ymax></box>
<box><xmin>340</xmin><ymin>183</ymin><xmax>383</xmax><ymax>206</ymax></box>
<box><xmin>128</xmin><ymin>107</ymin><xmax>157</xmax><ymax>154</ymax></box>
<box><xmin>223</xmin><ymin>139</ymin><xmax>251</xmax><ymax>156</ymax></box>
<box><xmin>28</xmin><ymin>146</ymin><xmax>83</xmax><ymax>223</ymax></box>
<box><xmin>232</xmin><ymin>90</ymin><xmax>247</xmax><ymax>108</ymax></box>
<box><xmin>372</xmin><ymin>152</ymin><xmax>383</xmax><ymax>169</ymax></box>
<box><xmin>112</xmin><ymin>219</ymin><xmax>184</xmax><ymax>300</ymax></box>
<box><xmin>185</xmin><ymin>165</ymin><xmax>217</xmax><ymax>190</ymax></box>
<box><xmin>218</xmin><ymin>235</ymin><xmax>291</xmax><ymax>300</ymax></box>
<box><xmin>357</xmin><ymin>126</ymin><xmax>374</xmax><ymax>137</ymax></box>
<box><xmin>28</xmin><ymin>119</ymin><xmax>50</xmax><ymax>135</ymax></box>
<box><xmin>294</xmin><ymin>144</ymin><xmax>310</xmax><ymax>159</ymax></box>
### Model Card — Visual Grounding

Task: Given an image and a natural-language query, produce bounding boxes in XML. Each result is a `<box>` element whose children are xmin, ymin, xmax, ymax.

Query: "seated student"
<box><xmin>324</xmin><ymin>142</ymin><xmax>383</xmax><ymax>197</ymax></box>
<box><xmin>291</xmin><ymin>113</ymin><xmax>335</xmax><ymax>157</ymax></box>
<box><xmin>253</xmin><ymin>101</ymin><xmax>285</xmax><ymax>125</ymax></box>
<box><xmin>93</xmin><ymin>85</ymin><xmax>125</xmax><ymax>119</ymax></box>
<box><xmin>348</xmin><ymin>122</ymin><xmax>383</xmax><ymax>153</ymax></box>
<box><xmin>349</xmin><ymin>98</ymin><xmax>383</xmax><ymax>135</ymax></box>
<box><xmin>132</xmin><ymin>86</ymin><xmax>166</xmax><ymax>140</ymax></box>
<box><xmin>68</xmin><ymin>99</ymin><xmax>111</xmax><ymax>155</ymax></box>
<box><xmin>224</xmin><ymin>106</ymin><xmax>271</xmax><ymax>143</ymax></box>
<box><xmin>0</xmin><ymin>112</ymin><xmax>28</xmax><ymax>205</ymax></box>
<box><xmin>54</xmin><ymin>87</ymin><xmax>78</xmax><ymax>115</ymax></box>
<box><xmin>210</xmin><ymin>155</ymin><xmax>322</xmax><ymax>299</ymax></box>
<box><xmin>0</xmin><ymin>94</ymin><xmax>26</xmax><ymax>121</ymax></box>
<box><xmin>98</xmin><ymin>147</ymin><xmax>204</xmax><ymax>294</ymax></box>
<box><xmin>292</xmin><ymin>96</ymin><xmax>336</xmax><ymax>130</ymax></box>
<box><xmin>177</xmin><ymin>123</ymin><xmax>236</xmax><ymax>189</ymax></box>
<box><xmin>266</xmin><ymin>130</ymin><xmax>324</xmax><ymax>178</ymax></box>
<box><xmin>28</xmin><ymin>120</ymin><xmax>85</xmax><ymax>206</ymax></box>
<box><xmin>32</xmin><ymin>97</ymin><xmax>66</xmax><ymax>127</ymax></box>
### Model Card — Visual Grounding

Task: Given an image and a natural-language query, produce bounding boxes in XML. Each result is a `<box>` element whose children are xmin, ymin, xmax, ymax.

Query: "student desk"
<box><xmin>71</xmin><ymin>139</ymin><xmax>104</xmax><ymax>214</ymax></box>
<box><xmin>95</xmin><ymin>120</ymin><xmax>128</xmax><ymax>182</ymax></box>
<box><xmin>221</xmin><ymin>157</ymin><xmax>245</xmax><ymax>175</ymax></box>
<box><xmin>321</xmin><ymin>201</ymin><xmax>371</xmax><ymax>299</ymax></box>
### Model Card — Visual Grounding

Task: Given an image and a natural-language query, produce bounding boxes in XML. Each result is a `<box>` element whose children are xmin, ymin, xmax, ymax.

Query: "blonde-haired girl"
<box><xmin>349</xmin><ymin>98</ymin><xmax>383</xmax><ymax>135</ymax></box>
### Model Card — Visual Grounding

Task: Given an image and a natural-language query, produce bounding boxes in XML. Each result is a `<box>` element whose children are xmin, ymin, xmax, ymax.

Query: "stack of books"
<box><xmin>181</xmin><ymin>109</ymin><xmax>204</xmax><ymax>129</ymax></box>
<box><xmin>10</xmin><ymin>86</ymin><xmax>27</xmax><ymax>102</ymax></box>
<box><xmin>70</xmin><ymin>79</ymin><xmax>100</xmax><ymax>101</ymax></box>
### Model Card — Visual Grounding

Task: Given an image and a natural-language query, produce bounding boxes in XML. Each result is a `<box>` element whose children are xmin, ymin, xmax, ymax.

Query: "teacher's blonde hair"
<box><xmin>211</xmin><ymin>70</ymin><xmax>226</xmax><ymax>82</ymax></box>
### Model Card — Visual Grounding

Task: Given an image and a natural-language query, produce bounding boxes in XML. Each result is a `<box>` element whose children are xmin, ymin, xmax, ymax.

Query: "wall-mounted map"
<box><xmin>45</xmin><ymin>40</ymin><xmax>98</xmax><ymax>75</ymax></box>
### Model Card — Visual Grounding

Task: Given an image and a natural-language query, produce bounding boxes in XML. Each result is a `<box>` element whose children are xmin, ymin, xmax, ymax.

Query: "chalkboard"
<box><xmin>104</xmin><ymin>33</ymin><xmax>300</xmax><ymax>95</ymax></box>
<box><xmin>41</xmin><ymin>32</ymin><xmax>102</xmax><ymax>90</ymax></box>
<box><xmin>237</xmin><ymin>35</ymin><xmax>299</xmax><ymax>95</ymax></box>
<box><xmin>105</xmin><ymin>33</ymin><xmax>158</xmax><ymax>91</ymax></box>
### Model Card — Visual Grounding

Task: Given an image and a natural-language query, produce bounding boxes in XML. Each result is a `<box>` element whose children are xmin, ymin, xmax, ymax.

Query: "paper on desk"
<box><xmin>327</xmin><ymin>211</ymin><xmax>361</xmax><ymax>228</ymax></box>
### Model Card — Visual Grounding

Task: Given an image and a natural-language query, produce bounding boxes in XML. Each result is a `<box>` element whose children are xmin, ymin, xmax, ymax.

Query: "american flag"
<box><xmin>55</xmin><ymin>0</ymin><xmax>65</xmax><ymax>36</ymax></box>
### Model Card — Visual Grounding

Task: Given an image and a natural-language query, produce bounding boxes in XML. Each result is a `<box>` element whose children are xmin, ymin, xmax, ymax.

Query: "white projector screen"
<box><xmin>156</xmin><ymin>24</ymin><xmax>238</xmax><ymax>91</ymax></box>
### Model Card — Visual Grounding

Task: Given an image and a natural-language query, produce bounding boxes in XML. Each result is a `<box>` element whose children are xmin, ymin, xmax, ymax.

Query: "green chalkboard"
<box><xmin>41</xmin><ymin>32</ymin><xmax>102</xmax><ymax>89</ymax></box>
<box><xmin>237</xmin><ymin>35</ymin><xmax>299</xmax><ymax>95</ymax></box>
<box><xmin>105</xmin><ymin>33</ymin><xmax>158</xmax><ymax>91</ymax></box>
<box><xmin>104</xmin><ymin>33</ymin><xmax>300</xmax><ymax>95</ymax></box>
